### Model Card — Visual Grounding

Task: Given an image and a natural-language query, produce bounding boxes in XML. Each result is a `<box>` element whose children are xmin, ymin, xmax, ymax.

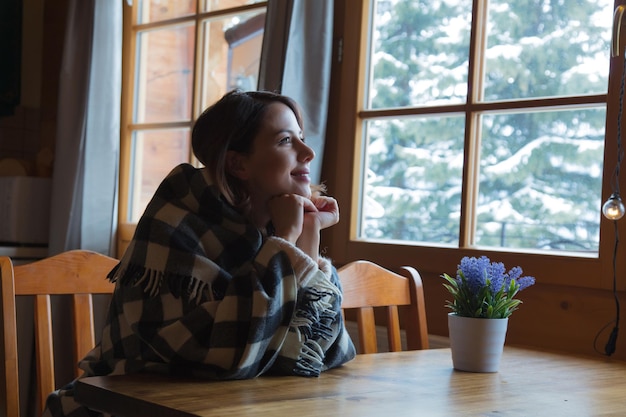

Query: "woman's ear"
<box><xmin>226</xmin><ymin>150</ymin><xmax>249</xmax><ymax>180</ymax></box>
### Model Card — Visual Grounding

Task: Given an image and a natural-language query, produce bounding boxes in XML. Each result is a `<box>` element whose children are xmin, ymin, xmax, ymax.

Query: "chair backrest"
<box><xmin>338</xmin><ymin>260</ymin><xmax>429</xmax><ymax>354</ymax></box>
<box><xmin>0</xmin><ymin>249</ymin><xmax>117</xmax><ymax>417</ymax></box>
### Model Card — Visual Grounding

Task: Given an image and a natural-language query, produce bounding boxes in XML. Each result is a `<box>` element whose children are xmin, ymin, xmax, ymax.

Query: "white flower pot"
<box><xmin>447</xmin><ymin>313</ymin><xmax>509</xmax><ymax>373</ymax></box>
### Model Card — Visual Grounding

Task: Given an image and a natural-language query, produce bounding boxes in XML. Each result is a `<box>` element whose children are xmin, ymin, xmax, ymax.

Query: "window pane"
<box><xmin>483</xmin><ymin>0</ymin><xmax>612</xmax><ymax>101</ymax></box>
<box><xmin>199</xmin><ymin>11</ymin><xmax>264</xmax><ymax>110</ymax></box>
<box><xmin>368</xmin><ymin>0</ymin><xmax>472</xmax><ymax>109</ymax></box>
<box><xmin>137</xmin><ymin>0</ymin><xmax>196</xmax><ymax>24</ymax></box>
<box><xmin>202</xmin><ymin>0</ymin><xmax>266</xmax><ymax>13</ymax></box>
<box><xmin>360</xmin><ymin>116</ymin><xmax>464</xmax><ymax>244</ymax></box>
<box><xmin>135</xmin><ymin>24</ymin><xmax>195</xmax><ymax>123</ymax></box>
<box><xmin>129</xmin><ymin>129</ymin><xmax>191</xmax><ymax>222</ymax></box>
<box><xmin>476</xmin><ymin>108</ymin><xmax>605</xmax><ymax>251</ymax></box>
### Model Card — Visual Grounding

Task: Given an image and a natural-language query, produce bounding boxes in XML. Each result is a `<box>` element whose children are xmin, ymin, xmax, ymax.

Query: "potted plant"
<box><xmin>443</xmin><ymin>256</ymin><xmax>535</xmax><ymax>372</ymax></box>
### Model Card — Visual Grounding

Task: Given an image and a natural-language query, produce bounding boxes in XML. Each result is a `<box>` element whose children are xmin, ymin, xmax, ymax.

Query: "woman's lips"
<box><xmin>292</xmin><ymin>171</ymin><xmax>311</xmax><ymax>182</ymax></box>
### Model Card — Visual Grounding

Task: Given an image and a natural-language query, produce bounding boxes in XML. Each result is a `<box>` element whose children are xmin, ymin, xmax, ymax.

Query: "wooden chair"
<box><xmin>0</xmin><ymin>249</ymin><xmax>117</xmax><ymax>417</ymax></box>
<box><xmin>338</xmin><ymin>260</ymin><xmax>429</xmax><ymax>354</ymax></box>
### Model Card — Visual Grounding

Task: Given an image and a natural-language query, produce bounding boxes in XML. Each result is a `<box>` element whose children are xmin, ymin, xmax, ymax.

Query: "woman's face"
<box><xmin>229</xmin><ymin>102</ymin><xmax>315</xmax><ymax>203</ymax></box>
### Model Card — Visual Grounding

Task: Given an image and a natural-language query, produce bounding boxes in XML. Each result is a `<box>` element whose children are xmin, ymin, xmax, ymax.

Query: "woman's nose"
<box><xmin>299</xmin><ymin>141</ymin><xmax>315</xmax><ymax>162</ymax></box>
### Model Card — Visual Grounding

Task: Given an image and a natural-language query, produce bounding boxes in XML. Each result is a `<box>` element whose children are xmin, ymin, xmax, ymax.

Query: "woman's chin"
<box><xmin>296</xmin><ymin>190</ymin><xmax>312</xmax><ymax>199</ymax></box>
<box><xmin>285</xmin><ymin>184</ymin><xmax>312</xmax><ymax>198</ymax></box>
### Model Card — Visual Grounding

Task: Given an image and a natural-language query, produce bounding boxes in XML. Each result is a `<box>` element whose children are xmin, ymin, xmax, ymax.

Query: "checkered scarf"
<box><xmin>79</xmin><ymin>163</ymin><xmax>355</xmax><ymax>381</ymax></box>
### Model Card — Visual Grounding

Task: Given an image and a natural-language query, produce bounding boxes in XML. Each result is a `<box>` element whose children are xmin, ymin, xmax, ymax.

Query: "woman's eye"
<box><xmin>279</xmin><ymin>136</ymin><xmax>292</xmax><ymax>144</ymax></box>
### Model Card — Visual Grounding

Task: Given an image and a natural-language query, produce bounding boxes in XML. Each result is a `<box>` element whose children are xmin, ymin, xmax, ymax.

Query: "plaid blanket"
<box><xmin>43</xmin><ymin>163</ymin><xmax>355</xmax><ymax>417</ymax></box>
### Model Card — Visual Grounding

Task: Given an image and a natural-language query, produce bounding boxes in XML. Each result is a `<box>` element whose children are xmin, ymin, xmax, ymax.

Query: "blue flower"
<box><xmin>443</xmin><ymin>256</ymin><xmax>536</xmax><ymax>318</ymax></box>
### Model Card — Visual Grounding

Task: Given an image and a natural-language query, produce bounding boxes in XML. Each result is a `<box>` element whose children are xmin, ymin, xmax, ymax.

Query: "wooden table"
<box><xmin>74</xmin><ymin>346</ymin><xmax>626</xmax><ymax>416</ymax></box>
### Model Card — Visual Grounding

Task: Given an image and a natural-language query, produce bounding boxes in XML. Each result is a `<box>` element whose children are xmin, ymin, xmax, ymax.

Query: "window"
<box><xmin>325</xmin><ymin>0</ymin><xmax>621</xmax><ymax>288</ymax></box>
<box><xmin>120</xmin><ymin>0</ymin><xmax>267</xmax><ymax>223</ymax></box>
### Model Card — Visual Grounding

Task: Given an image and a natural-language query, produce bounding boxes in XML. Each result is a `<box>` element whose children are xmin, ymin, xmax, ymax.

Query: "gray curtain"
<box><xmin>48</xmin><ymin>0</ymin><xmax>120</xmax><ymax>257</ymax></box>
<box><xmin>258</xmin><ymin>0</ymin><xmax>334</xmax><ymax>184</ymax></box>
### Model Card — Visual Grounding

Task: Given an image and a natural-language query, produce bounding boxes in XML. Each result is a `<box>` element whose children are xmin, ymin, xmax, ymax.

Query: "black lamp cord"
<box><xmin>604</xmin><ymin>220</ymin><xmax>620</xmax><ymax>356</ymax></box>
<box><xmin>602</xmin><ymin>51</ymin><xmax>626</xmax><ymax>357</ymax></box>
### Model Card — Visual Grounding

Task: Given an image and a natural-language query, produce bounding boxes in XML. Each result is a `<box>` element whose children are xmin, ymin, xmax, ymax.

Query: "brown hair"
<box><xmin>192</xmin><ymin>90</ymin><xmax>304</xmax><ymax>208</ymax></box>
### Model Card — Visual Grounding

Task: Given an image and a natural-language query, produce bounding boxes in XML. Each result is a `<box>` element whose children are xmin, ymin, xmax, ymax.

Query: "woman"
<box><xmin>43</xmin><ymin>90</ymin><xmax>356</xmax><ymax>416</ymax></box>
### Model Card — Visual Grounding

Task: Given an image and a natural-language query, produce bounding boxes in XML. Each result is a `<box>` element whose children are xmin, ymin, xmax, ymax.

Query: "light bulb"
<box><xmin>602</xmin><ymin>193</ymin><xmax>626</xmax><ymax>220</ymax></box>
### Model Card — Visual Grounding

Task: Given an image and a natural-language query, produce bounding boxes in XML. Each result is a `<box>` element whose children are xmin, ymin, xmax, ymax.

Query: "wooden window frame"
<box><xmin>322</xmin><ymin>0</ymin><xmax>625</xmax><ymax>294</ymax></box>
<box><xmin>118</xmin><ymin>2</ymin><xmax>268</xmax><ymax>256</ymax></box>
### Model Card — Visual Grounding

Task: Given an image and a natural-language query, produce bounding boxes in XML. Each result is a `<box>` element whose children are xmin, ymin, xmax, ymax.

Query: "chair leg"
<box><xmin>402</xmin><ymin>266</ymin><xmax>429</xmax><ymax>350</ymax></box>
<box><xmin>357</xmin><ymin>307</ymin><xmax>378</xmax><ymax>354</ymax></box>
<box><xmin>386</xmin><ymin>306</ymin><xmax>402</xmax><ymax>352</ymax></box>
<box><xmin>34</xmin><ymin>295</ymin><xmax>55</xmax><ymax>414</ymax></box>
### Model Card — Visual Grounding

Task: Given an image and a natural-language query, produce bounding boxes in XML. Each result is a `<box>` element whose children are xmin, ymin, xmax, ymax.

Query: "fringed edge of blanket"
<box><xmin>290</xmin><ymin>283</ymin><xmax>339</xmax><ymax>377</ymax></box>
<box><xmin>107</xmin><ymin>263</ymin><xmax>209</xmax><ymax>304</ymax></box>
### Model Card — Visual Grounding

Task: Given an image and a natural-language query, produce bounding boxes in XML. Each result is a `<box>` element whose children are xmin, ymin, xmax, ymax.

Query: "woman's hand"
<box><xmin>296</xmin><ymin>196</ymin><xmax>340</xmax><ymax>262</ymax></box>
<box><xmin>309</xmin><ymin>196</ymin><xmax>340</xmax><ymax>230</ymax></box>
<box><xmin>268</xmin><ymin>194</ymin><xmax>340</xmax><ymax>262</ymax></box>
<box><xmin>268</xmin><ymin>194</ymin><xmax>317</xmax><ymax>244</ymax></box>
